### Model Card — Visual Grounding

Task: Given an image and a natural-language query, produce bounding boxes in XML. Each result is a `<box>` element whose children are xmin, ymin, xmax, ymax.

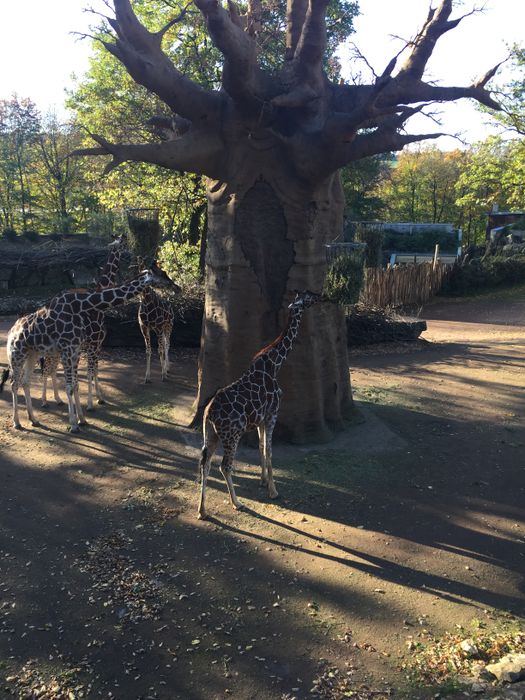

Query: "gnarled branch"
<box><xmin>194</xmin><ymin>0</ymin><xmax>259</xmax><ymax>113</ymax></box>
<box><xmin>72</xmin><ymin>128</ymin><xmax>226</xmax><ymax>179</ymax></box>
<box><xmin>101</xmin><ymin>0</ymin><xmax>223</xmax><ymax>122</ymax></box>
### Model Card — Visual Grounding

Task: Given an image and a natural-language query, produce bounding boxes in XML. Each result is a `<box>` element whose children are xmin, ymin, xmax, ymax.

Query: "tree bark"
<box><xmin>73</xmin><ymin>0</ymin><xmax>503</xmax><ymax>442</ymax></box>
<box><xmin>195</xmin><ymin>136</ymin><xmax>352</xmax><ymax>443</ymax></box>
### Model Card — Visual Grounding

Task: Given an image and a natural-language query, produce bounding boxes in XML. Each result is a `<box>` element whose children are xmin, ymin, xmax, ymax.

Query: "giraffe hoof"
<box><xmin>197</xmin><ymin>511</ymin><xmax>208</xmax><ymax>520</ymax></box>
<box><xmin>233</xmin><ymin>503</ymin><xmax>245</xmax><ymax>512</ymax></box>
<box><xmin>56</xmin><ymin>400</ymin><xmax>64</xmax><ymax>407</ymax></box>
<box><xmin>41</xmin><ymin>402</ymin><xmax>49</xmax><ymax>409</ymax></box>
<box><xmin>31</xmin><ymin>420</ymin><xmax>41</xmax><ymax>427</ymax></box>
<box><xmin>78</xmin><ymin>419</ymin><xmax>88</xmax><ymax>426</ymax></box>
<box><xmin>85</xmin><ymin>406</ymin><xmax>94</xmax><ymax>412</ymax></box>
<box><xmin>144</xmin><ymin>379</ymin><xmax>151</xmax><ymax>385</ymax></box>
<box><xmin>97</xmin><ymin>399</ymin><xmax>106</xmax><ymax>405</ymax></box>
<box><xmin>13</xmin><ymin>423</ymin><xmax>23</xmax><ymax>431</ymax></box>
<box><xmin>68</xmin><ymin>425</ymin><xmax>80</xmax><ymax>434</ymax></box>
<box><xmin>268</xmin><ymin>490</ymin><xmax>280</xmax><ymax>500</ymax></box>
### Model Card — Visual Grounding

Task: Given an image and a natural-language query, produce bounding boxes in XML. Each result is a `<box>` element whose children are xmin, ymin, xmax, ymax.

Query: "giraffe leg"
<box><xmin>51</xmin><ymin>367</ymin><xmax>63</xmax><ymax>405</ymax></box>
<box><xmin>219</xmin><ymin>437</ymin><xmax>243</xmax><ymax>512</ymax></box>
<box><xmin>93</xmin><ymin>353</ymin><xmax>106</xmax><ymax>405</ymax></box>
<box><xmin>142</xmin><ymin>327</ymin><xmax>152</xmax><ymax>383</ymax></box>
<box><xmin>73</xmin><ymin>360</ymin><xmax>87</xmax><ymax>425</ymax></box>
<box><xmin>86</xmin><ymin>350</ymin><xmax>95</xmax><ymax>411</ymax></box>
<box><xmin>163</xmin><ymin>324</ymin><xmax>172</xmax><ymax>379</ymax></box>
<box><xmin>257</xmin><ymin>424</ymin><xmax>268</xmax><ymax>487</ymax></box>
<box><xmin>21</xmin><ymin>354</ymin><xmax>40</xmax><ymax>427</ymax></box>
<box><xmin>49</xmin><ymin>355</ymin><xmax>62</xmax><ymax>405</ymax></box>
<box><xmin>158</xmin><ymin>334</ymin><xmax>167</xmax><ymax>382</ymax></box>
<box><xmin>263</xmin><ymin>416</ymin><xmax>279</xmax><ymax>499</ymax></box>
<box><xmin>41</xmin><ymin>356</ymin><xmax>50</xmax><ymax>408</ymax></box>
<box><xmin>197</xmin><ymin>421</ymin><xmax>220</xmax><ymax>520</ymax></box>
<box><xmin>62</xmin><ymin>350</ymin><xmax>82</xmax><ymax>432</ymax></box>
<box><xmin>42</xmin><ymin>355</ymin><xmax>62</xmax><ymax>407</ymax></box>
<box><xmin>9</xmin><ymin>357</ymin><xmax>25</xmax><ymax>430</ymax></box>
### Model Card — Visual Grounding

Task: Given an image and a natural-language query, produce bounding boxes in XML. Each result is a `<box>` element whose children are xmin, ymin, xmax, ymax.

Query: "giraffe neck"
<box><xmin>97</xmin><ymin>245</ymin><xmax>123</xmax><ymax>289</ymax></box>
<box><xmin>253</xmin><ymin>309</ymin><xmax>304</xmax><ymax>376</ymax></box>
<box><xmin>72</xmin><ymin>274</ymin><xmax>151</xmax><ymax>312</ymax></box>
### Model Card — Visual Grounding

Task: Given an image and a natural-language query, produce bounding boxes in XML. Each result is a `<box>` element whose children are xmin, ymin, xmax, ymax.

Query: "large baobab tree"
<box><xmin>76</xmin><ymin>0</ymin><xmax>500</xmax><ymax>442</ymax></box>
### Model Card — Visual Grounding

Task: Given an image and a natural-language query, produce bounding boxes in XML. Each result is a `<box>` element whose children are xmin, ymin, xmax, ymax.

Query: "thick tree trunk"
<box><xmin>195</xmin><ymin>147</ymin><xmax>353</xmax><ymax>443</ymax></box>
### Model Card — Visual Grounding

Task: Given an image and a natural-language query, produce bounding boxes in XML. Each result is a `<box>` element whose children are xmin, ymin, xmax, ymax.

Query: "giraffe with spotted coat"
<box><xmin>197</xmin><ymin>290</ymin><xmax>323</xmax><ymax>520</ymax></box>
<box><xmin>40</xmin><ymin>234</ymin><xmax>128</xmax><ymax>410</ymax></box>
<box><xmin>136</xmin><ymin>254</ymin><xmax>176</xmax><ymax>383</ymax></box>
<box><xmin>1</xmin><ymin>264</ymin><xmax>177</xmax><ymax>432</ymax></box>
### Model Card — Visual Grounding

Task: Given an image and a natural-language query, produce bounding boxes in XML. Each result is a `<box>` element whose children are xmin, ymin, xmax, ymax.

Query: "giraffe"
<box><xmin>1</xmin><ymin>263</ymin><xmax>177</xmax><ymax>433</ymax></box>
<box><xmin>197</xmin><ymin>290</ymin><xmax>323</xmax><ymax>520</ymax></box>
<box><xmin>40</xmin><ymin>234</ymin><xmax>128</xmax><ymax>410</ymax></box>
<box><xmin>138</xmin><ymin>286</ymin><xmax>176</xmax><ymax>383</ymax></box>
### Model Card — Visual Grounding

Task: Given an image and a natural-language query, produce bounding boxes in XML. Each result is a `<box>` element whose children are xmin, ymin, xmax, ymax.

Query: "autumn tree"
<box><xmin>0</xmin><ymin>96</ymin><xmax>40</xmax><ymax>231</ymax></box>
<box><xmin>377</xmin><ymin>147</ymin><xmax>465</xmax><ymax>225</ymax></box>
<box><xmin>75</xmin><ymin>0</ymin><xmax>501</xmax><ymax>441</ymax></box>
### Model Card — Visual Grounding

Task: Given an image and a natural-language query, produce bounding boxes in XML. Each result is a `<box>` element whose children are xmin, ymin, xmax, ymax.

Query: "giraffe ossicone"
<box><xmin>197</xmin><ymin>289</ymin><xmax>323</xmax><ymax>520</ymax></box>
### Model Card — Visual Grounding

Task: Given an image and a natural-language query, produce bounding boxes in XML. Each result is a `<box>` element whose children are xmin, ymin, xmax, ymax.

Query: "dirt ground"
<box><xmin>0</xmin><ymin>292</ymin><xmax>523</xmax><ymax>700</ymax></box>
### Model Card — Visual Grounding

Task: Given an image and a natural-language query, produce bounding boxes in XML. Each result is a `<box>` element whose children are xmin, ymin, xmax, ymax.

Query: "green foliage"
<box><xmin>375</xmin><ymin>146</ymin><xmax>466</xmax><ymax>229</ymax></box>
<box><xmin>443</xmin><ymin>255</ymin><xmax>525</xmax><ymax>295</ymax></box>
<box><xmin>354</xmin><ymin>223</ymin><xmax>383</xmax><ymax>267</ymax></box>
<box><xmin>126</xmin><ymin>209</ymin><xmax>161</xmax><ymax>261</ymax></box>
<box><xmin>382</xmin><ymin>229</ymin><xmax>458</xmax><ymax>254</ymax></box>
<box><xmin>482</xmin><ymin>45</ymin><xmax>525</xmax><ymax>136</ymax></box>
<box><xmin>323</xmin><ymin>252</ymin><xmax>365</xmax><ymax>305</ymax></box>
<box><xmin>86</xmin><ymin>210</ymin><xmax>128</xmax><ymax>239</ymax></box>
<box><xmin>0</xmin><ymin>96</ymin><xmax>41</xmax><ymax>231</ymax></box>
<box><xmin>158</xmin><ymin>240</ymin><xmax>204</xmax><ymax>313</ymax></box>
<box><xmin>341</xmin><ymin>154</ymin><xmax>391</xmax><ymax>221</ymax></box>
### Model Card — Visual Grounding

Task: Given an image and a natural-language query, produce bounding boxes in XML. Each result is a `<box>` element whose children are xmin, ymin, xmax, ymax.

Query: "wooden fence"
<box><xmin>360</xmin><ymin>261</ymin><xmax>450</xmax><ymax>307</ymax></box>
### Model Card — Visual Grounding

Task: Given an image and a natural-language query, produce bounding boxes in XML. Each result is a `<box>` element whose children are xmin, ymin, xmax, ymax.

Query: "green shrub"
<box><xmin>383</xmin><ymin>229</ymin><xmax>457</xmax><ymax>254</ymax></box>
<box><xmin>355</xmin><ymin>223</ymin><xmax>383</xmax><ymax>268</ymax></box>
<box><xmin>323</xmin><ymin>252</ymin><xmax>365</xmax><ymax>305</ymax></box>
<box><xmin>443</xmin><ymin>254</ymin><xmax>525</xmax><ymax>295</ymax></box>
<box><xmin>126</xmin><ymin>209</ymin><xmax>161</xmax><ymax>262</ymax></box>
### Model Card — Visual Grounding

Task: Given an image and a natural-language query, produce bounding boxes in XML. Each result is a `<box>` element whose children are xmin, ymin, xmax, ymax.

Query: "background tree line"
<box><xmin>2</xmin><ymin>43</ymin><xmax>525</xmax><ymax>248</ymax></box>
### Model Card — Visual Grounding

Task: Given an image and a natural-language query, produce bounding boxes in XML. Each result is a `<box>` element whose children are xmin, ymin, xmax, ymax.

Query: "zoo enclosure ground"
<box><xmin>0</xmin><ymin>290</ymin><xmax>523</xmax><ymax>699</ymax></box>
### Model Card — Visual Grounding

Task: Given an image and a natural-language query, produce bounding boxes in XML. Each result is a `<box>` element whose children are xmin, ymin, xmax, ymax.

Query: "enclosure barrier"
<box><xmin>360</xmin><ymin>261</ymin><xmax>449</xmax><ymax>308</ymax></box>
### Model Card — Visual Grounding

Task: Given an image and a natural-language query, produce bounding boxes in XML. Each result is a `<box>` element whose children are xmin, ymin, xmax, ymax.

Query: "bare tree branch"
<box><xmin>101</xmin><ymin>0</ymin><xmax>224</xmax><ymax>122</ymax></box>
<box><xmin>396</xmin><ymin>0</ymin><xmax>478</xmax><ymax>81</ymax></box>
<box><xmin>285</xmin><ymin>0</ymin><xmax>308</xmax><ymax>60</ymax></box>
<box><xmin>72</xmin><ymin>128</ymin><xmax>226</xmax><ymax>179</ymax></box>
<box><xmin>194</xmin><ymin>0</ymin><xmax>259</xmax><ymax>113</ymax></box>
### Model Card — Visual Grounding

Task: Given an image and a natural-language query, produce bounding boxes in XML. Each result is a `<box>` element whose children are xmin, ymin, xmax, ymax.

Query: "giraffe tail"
<box><xmin>0</xmin><ymin>368</ymin><xmax>10</xmax><ymax>392</ymax></box>
<box><xmin>39</xmin><ymin>356</ymin><xmax>45</xmax><ymax>375</ymax></box>
<box><xmin>188</xmin><ymin>391</ymin><xmax>218</xmax><ymax>430</ymax></box>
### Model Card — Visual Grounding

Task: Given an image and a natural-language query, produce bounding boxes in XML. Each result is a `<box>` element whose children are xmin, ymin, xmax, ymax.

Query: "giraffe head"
<box><xmin>109</xmin><ymin>233</ymin><xmax>128</xmax><ymax>251</ymax></box>
<box><xmin>288</xmin><ymin>289</ymin><xmax>324</xmax><ymax>311</ymax></box>
<box><xmin>140</xmin><ymin>261</ymin><xmax>181</xmax><ymax>293</ymax></box>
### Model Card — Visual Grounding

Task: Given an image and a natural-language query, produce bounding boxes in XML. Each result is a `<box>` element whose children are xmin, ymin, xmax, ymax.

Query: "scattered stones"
<box><xmin>486</xmin><ymin>654</ymin><xmax>525</xmax><ymax>683</ymax></box>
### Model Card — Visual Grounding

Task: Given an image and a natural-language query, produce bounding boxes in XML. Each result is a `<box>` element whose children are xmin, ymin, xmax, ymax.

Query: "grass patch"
<box><xmin>281</xmin><ymin>449</ymin><xmax>408</xmax><ymax>496</ymax></box>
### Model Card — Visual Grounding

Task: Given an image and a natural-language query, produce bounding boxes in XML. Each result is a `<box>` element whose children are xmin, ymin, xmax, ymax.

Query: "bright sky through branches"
<box><xmin>0</xmin><ymin>0</ymin><xmax>524</xmax><ymax>149</ymax></box>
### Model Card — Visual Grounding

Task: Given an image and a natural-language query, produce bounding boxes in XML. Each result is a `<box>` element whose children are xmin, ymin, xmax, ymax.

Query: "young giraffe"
<box><xmin>1</xmin><ymin>264</ymin><xmax>176</xmax><ymax>433</ymax></box>
<box><xmin>136</xmin><ymin>255</ymin><xmax>176</xmax><ymax>383</ymax></box>
<box><xmin>197</xmin><ymin>290</ymin><xmax>322</xmax><ymax>520</ymax></box>
<box><xmin>41</xmin><ymin>234</ymin><xmax>128</xmax><ymax>410</ymax></box>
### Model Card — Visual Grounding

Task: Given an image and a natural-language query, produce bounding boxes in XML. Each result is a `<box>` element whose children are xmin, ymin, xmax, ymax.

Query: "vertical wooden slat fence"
<box><xmin>360</xmin><ymin>262</ymin><xmax>450</xmax><ymax>307</ymax></box>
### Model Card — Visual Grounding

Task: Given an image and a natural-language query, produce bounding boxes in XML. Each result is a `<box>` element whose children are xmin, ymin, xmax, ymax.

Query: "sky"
<box><xmin>0</xmin><ymin>0</ymin><xmax>524</xmax><ymax>150</ymax></box>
